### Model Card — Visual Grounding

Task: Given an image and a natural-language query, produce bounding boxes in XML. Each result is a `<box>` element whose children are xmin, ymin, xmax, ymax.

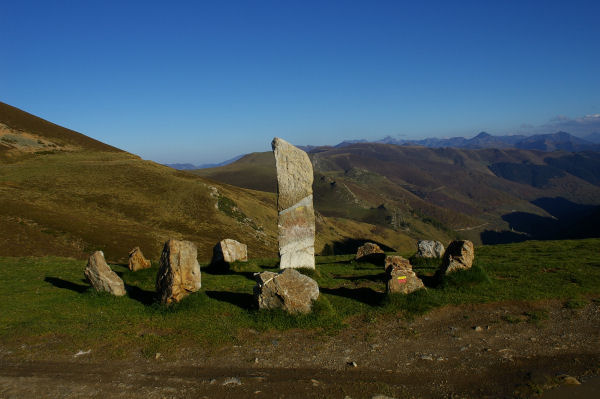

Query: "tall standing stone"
<box><xmin>156</xmin><ymin>239</ymin><xmax>202</xmax><ymax>304</ymax></box>
<box><xmin>272</xmin><ymin>137</ymin><xmax>315</xmax><ymax>269</ymax></box>
<box><xmin>84</xmin><ymin>251</ymin><xmax>126</xmax><ymax>296</ymax></box>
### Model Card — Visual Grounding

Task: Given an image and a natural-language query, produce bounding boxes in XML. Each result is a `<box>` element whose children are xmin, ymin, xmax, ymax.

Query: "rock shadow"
<box><xmin>338</xmin><ymin>272</ymin><xmax>386</xmax><ymax>283</ymax></box>
<box><xmin>205</xmin><ymin>291</ymin><xmax>254</xmax><ymax>310</ymax></box>
<box><xmin>320</xmin><ymin>287</ymin><xmax>385</xmax><ymax>306</ymax></box>
<box><xmin>125</xmin><ymin>284</ymin><xmax>156</xmax><ymax>306</ymax></box>
<box><xmin>321</xmin><ymin>238</ymin><xmax>395</xmax><ymax>256</ymax></box>
<box><xmin>44</xmin><ymin>277</ymin><xmax>89</xmax><ymax>293</ymax></box>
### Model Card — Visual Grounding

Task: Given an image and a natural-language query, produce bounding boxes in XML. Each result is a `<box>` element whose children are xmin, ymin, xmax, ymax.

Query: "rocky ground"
<box><xmin>1</xmin><ymin>299</ymin><xmax>598</xmax><ymax>398</ymax></box>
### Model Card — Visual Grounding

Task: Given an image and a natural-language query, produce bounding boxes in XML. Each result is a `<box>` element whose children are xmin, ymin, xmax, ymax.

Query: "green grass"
<box><xmin>0</xmin><ymin>238</ymin><xmax>599</xmax><ymax>360</ymax></box>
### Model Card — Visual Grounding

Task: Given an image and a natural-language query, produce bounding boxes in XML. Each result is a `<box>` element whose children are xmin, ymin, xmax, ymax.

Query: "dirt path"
<box><xmin>1</xmin><ymin>300</ymin><xmax>598</xmax><ymax>398</ymax></box>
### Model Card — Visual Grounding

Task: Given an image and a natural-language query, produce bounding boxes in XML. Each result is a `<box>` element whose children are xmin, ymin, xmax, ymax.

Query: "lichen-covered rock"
<box><xmin>355</xmin><ymin>242</ymin><xmax>385</xmax><ymax>261</ymax></box>
<box><xmin>156</xmin><ymin>239</ymin><xmax>201</xmax><ymax>304</ymax></box>
<box><xmin>439</xmin><ymin>240</ymin><xmax>475</xmax><ymax>274</ymax></box>
<box><xmin>385</xmin><ymin>256</ymin><xmax>425</xmax><ymax>294</ymax></box>
<box><xmin>128</xmin><ymin>247</ymin><xmax>151</xmax><ymax>271</ymax></box>
<box><xmin>272</xmin><ymin>137</ymin><xmax>315</xmax><ymax>269</ymax></box>
<box><xmin>212</xmin><ymin>239</ymin><xmax>248</xmax><ymax>264</ymax></box>
<box><xmin>416</xmin><ymin>240</ymin><xmax>445</xmax><ymax>258</ymax></box>
<box><xmin>84</xmin><ymin>251</ymin><xmax>126</xmax><ymax>296</ymax></box>
<box><xmin>253</xmin><ymin>268</ymin><xmax>319</xmax><ymax>314</ymax></box>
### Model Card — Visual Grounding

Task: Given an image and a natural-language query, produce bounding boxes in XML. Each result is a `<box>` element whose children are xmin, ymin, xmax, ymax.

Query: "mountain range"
<box><xmin>194</xmin><ymin>143</ymin><xmax>600</xmax><ymax>246</ymax></box>
<box><xmin>338</xmin><ymin>131</ymin><xmax>600</xmax><ymax>152</ymax></box>
<box><xmin>168</xmin><ymin>131</ymin><xmax>600</xmax><ymax>171</ymax></box>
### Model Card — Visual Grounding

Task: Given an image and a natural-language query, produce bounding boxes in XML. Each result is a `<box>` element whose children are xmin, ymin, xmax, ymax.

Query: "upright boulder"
<box><xmin>84</xmin><ymin>251</ymin><xmax>126</xmax><ymax>296</ymax></box>
<box><xmin>156</xmin><ymin>239</ymin><xmax>202</xmax><ymax>304</ymax></box>
<box><xmin>385</xmin><ymin>256</ymin><xmax>425</xmax><ymax>294</ymax></box>
<box><xmin>253</xmin><ymin>268</ymin><xmax>319</xmax><ymax>314</ymax></box>
<box><xmin>416</xmin><ymin>240</ymin><xmax>445</xmax><ymax>258</ymax></box>
<box><xmin>128</xmin><ymin>247</ymin><xmax>151</xmax><ymax>271</ymax></box>
<box><xmin>212</xmin><ymin>239</ymin><xmax>248</xmax><ymax>264</ymax></box>
<box><xmin>272</xmin><ymin>137</ymin><xmax>316</xmax><ymax>269</ymax></box>
<box><xmin>355</xmin><ymin>242</ymin><xmax>385</xmax><ymax>262</ymax></box>
<box><xmin>439</xmin><ymin>240</ymin><xmax>475</xmax><ymax>274</ymax></box>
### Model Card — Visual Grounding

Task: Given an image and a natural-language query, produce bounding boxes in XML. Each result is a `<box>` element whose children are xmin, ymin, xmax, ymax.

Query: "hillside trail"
<box><xmin>1</xmin><ymin>300</ymin><xmax>598</xmax><ymax>398</ymax></box>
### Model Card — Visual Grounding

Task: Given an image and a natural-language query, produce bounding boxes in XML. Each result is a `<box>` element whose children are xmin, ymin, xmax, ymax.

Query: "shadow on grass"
<box><xmin>320</xmin><ymin>287</ymin><xmax>385</xmax><ymax>306</ymax></box>
<box><xmin>125</xmin><ymin>284</ymin><xmax>156</xmax><ymax>306</ymax></box>
<box><xmin>336</xmin><ymin>272</ymin><xmax>386</xmax><ymax>283</ymax></box>
<box><xmin>205</xmin><ymin>290</ymin><xmax>254</xmax><ymax>310</ymax></box>
<box><xmin>44</xmin><ymin>277</ymin><xmax>90</xmax><ymax>293</ymax></box>
<box><xmin>411</xmin><ymin>271</ymin><xmax>441</xmax><ymax>288</ymax></box>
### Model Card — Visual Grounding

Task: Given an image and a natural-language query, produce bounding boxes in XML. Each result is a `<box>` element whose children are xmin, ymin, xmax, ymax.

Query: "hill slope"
<box><xmin>194</xmin><ymin>144</ymin><xmax>600</xmax><ymax>244</ymax></box>
<box><xmin>0</xmin><ymin>101</ymin><xmax>121</xmax><ymax>157</ymax></box>
<box><xmin>0</xmin><ymin>103</ymin><xmax>422</xmax><ymax>260</ymax></box>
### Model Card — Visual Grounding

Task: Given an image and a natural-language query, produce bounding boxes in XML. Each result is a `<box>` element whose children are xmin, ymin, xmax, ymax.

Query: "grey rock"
<box><xmin>272</xmin><ymin>137</ymin><xmax>315</xmax><ymax>269</ymax></box>
<box><xmin>84</xmin><ymin>251</ymin><xmax>126</xmax><ymax>296</ymax></box>
<box><xmin>416</xmin><ymin>240</ymin><xmax>444</xmax><ymax>258</ymax></box>
<box><xmin>156</xmin><ymin>239</ymin><xmax>201</xmax><ymax>304</ymax></box>
<box><xmin>213</xmin><ymin>238</ymin><xmax>248</xmax><ymax>264</ymax></box>
<box><xmin>254</xmin><ymin>268</ymin><xmax>319</xmax><ymax>314</ymax></box>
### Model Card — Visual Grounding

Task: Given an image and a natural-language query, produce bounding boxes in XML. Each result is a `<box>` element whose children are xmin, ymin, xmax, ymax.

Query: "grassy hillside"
<box><xmin>0</xmin><ymin>101</ymin><xmax>121</xmax><ymax>157</ymax></box>
<box><xmin>194</xmin><ymin>144</ymin><xmax>600</xmax><ymax>244</ymax></box>
<box><xmin>0</xmin><ymin>238</ymin><xmax>598</xmax><ymax>360</ymax></box>
<box><xmin>0</xmin><ymin>103</ymin><xmax>422</xmax><ymax>260</ymax></box>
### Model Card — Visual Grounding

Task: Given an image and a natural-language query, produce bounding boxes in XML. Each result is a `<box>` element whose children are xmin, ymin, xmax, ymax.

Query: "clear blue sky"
<box><xmin>1</xmin><ymin>0</ymin><xmax>599</xmax><ymax>163</ymax></box>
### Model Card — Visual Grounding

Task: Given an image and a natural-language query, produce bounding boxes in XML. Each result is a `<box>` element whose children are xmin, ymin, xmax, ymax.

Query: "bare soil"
<box><xmin>1</xmin><ymin>300</ymin><xmax>598</xmax><ymax>398</ymax></box>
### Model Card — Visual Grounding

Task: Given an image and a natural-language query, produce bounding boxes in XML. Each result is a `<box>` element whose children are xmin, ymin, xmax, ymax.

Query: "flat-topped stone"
<box><xmin>253</xmin><ymin>268</ymin><xmax>319</xmax><ymax>314</ymax></box>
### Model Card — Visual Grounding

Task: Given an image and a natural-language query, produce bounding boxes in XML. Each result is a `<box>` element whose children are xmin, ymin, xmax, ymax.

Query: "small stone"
<box><xmin>474</xmin><ymin>326</ymin><xmax>483</xmax><ymax>332</ymax></box>
<box><xmin>349</xmin><ymin>361</ymin><xmax>357</xmax><ymax>367</ymax></box>
<box><xmin>128</xmin><ymin>247</ymin><xmax>151</xmax><ymax>271</ymax></box>
<box><xmin>84</xmin><ymin>251</ymin><xmax>126</xmax><ymax>296</ymax></box>
<box><xmin>73</xmin><ymin>349</ymin><xmax>91</xmax><ymax>357</ymax></box>
<box><xmin>356</xmin><ymin>242</ymin><xmax>385</xmax><ymax>261</ymax></box>
<box><xmin>155</xmin><ymin>352</ymin><xmax>161</xmax><ymax>360</ymax></box>
<box><xmin>222</xmin><ymin>377</ymin><xmax>242</xmax><ymax>386</ymax></box>
<box><xmin>420</xmin><ymin>354</ymin><xmax>433</xmax><ymax>361</ymax></box>
<box><xmin>416</xmin><ymin>240</ymin><xmax>444</xmax><ymax>258</ymax></box>
<box><xmin>438</xmin><ymin>240</ymin><xmax>475</xmax><ymax>274</ymax></box>
<box><xmin>212</xmin><ymin>239</ymin><xmax>248</xmax><ymax>264</ymax></box>
<box><xmin>385</xmin><ymin>256</ymin><xmax>425</xmax><ymax>294</ymax></box>
<box><xmin>254</xmin><ymin>357</ymin><xmax>259</xmax><ymax>363</ymax></box>
<box><xmin>558</xmin><ymin>375</ymin><xmax>581</xmax><ymax>385</ymax></box>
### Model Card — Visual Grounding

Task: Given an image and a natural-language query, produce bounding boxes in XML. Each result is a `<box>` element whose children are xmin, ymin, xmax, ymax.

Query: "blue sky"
<box><xmin>1</xmin><ymin>1</ymin><xmax>599</xmax><ymax>164</ymax></box>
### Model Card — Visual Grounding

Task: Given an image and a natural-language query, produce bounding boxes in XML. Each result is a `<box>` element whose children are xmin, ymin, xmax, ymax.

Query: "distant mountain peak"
<box><xmin>474</xmin><ymin>131</ymin><xmax>492</xmax><ymax>139</ymax></box>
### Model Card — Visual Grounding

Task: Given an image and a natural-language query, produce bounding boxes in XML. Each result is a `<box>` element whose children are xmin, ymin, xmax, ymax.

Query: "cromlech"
<box><xmin>271</xmin><ymin>137</ymin><xmax>316</xmax><ymax>269</ymax></box>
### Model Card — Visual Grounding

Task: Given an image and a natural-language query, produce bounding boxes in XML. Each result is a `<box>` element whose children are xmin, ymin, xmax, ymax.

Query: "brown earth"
<box><xmin>1</xmin><ymin>300</ymin><xmax>598</xmax><ymax>398</ymax></box>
